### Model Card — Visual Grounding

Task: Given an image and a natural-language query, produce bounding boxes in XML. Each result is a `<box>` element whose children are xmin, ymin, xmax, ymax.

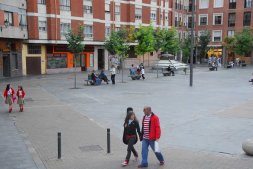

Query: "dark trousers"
<box><xmin>142</xmin><ymin>74</ymin><xmax>145</xmax><ymax>80</ymax></box>
<box><xmin>126</xmin><ymin>137</ymin><xmax>138</xmax><ymax>160</ymax></box>
<box><xmin>111</xmin><ymin>74</ymin><xmax>115</xmax><ymax>84</ymax></box>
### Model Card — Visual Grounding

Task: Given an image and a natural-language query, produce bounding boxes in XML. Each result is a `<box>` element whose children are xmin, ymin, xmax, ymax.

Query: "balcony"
<box><xmin>0</xmin><ymin>26</ymin><xmax>27</xmax><ymax>39</ymax></box>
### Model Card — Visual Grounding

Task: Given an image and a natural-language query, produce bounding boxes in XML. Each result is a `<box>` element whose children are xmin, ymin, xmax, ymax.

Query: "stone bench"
<box><xmin>242</xmin><ymin>139</ymin><xmax>253</xmax><ymax>156</ymax></box>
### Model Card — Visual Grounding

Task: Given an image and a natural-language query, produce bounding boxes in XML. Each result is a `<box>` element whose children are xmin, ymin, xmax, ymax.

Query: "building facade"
<box><xmin>24</xmin><ymin>0</ymin><xmax>173</xmax><ymax>75</ymax></box>
<box><xmin>0</xmin><ymin>0</ymin><xmax>27</xmax><ymax>78</ymax></box>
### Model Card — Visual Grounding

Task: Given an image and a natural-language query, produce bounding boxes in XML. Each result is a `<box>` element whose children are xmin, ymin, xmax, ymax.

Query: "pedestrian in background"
<box><xmin>141</xmin><ymin>67</ymin><xmax>145</xmax><ymax>80</ymax></box>
<box><xmin>4</xmin><ymin>84</ymin><xmax>15</xmax><ymax>113</ymax></box>
<box><xmin>111</xmin><ymin>65</ymin><xmax>116</xmax><ymax>85</ymax></box>
<box><xmin>16</xmin><ymin>86</ymin><xmax>25</xmax><ymax>112</ymax></box>
<box><xmin>138</xmin><ymin>106</ymin><xmax>164</xmax><ymax>168</ymax></box>
<box><xmin>122</xmin><ymin>111</ymin><xmax>142</xmax><ymax>167</ymax></box>
<box><xmin>126</xmin><ymin>107</ymin><xmax>133</xmax><ymax>115</ymax></box>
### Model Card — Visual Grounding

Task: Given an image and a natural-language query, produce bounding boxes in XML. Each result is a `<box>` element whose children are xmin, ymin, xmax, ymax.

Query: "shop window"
<box><xmin>4</xmin><ymin>11</ymin><xmax>13</xmax><ymax>26</ymax></box>
<box><xmin>60</xmin><ymin>0</ymin><xmax>70</xmax><ymax>11</ymax></box>
<box><xmin>37</xmin><ymin>0</ymin><xmax>46</xmax><ymax>4</ymax></box>
<box><xmin>47</xmin><ymin>54</ymin><xmax>67</xmax><ymax>69</ymax></box>
<box><xmin>90</xmin><ymin>54</ymin><xmax>94</xmax><ymax>67</ymax></box>
<box><xmin>28</xmin><ymin>45</ymin><xmax>41</xmax><ymax>54</ymax></box>
<box><xmin>74</xmin><ymin>54</ymin><xmax>81</xmax><ymax>67</ymax></box>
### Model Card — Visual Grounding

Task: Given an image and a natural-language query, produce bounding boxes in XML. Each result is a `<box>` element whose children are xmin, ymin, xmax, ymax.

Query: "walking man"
<box><xmin>111</xmin><ymin>65</ymin><xmax>116</xmax><ymax>85</ymax></box>
<box><xmin>138</xmin><ymin>106</ymin><xmax>164</xmax><ymax>168</ymax></box>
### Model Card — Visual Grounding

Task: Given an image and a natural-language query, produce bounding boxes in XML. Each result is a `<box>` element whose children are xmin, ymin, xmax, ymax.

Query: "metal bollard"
<box><xmin>107</xmin><ymin>128</ymin><xmax>110</xmax><ymax>154</ymax></box>
<box><xmin>58</xmin><ymin>132</ymin><xmax>61</xmax><ymax>159</ymax></box>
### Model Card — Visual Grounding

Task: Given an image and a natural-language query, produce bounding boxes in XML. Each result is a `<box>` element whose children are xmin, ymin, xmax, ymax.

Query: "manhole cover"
<box><xmin>24</xmin><ymin>98</ymin><xmax>34</xmax><ymax>102</ymax></box>
<box><xmin>79</xmin><ymin>145</ymin><xmax>103</xmax><ymax>152</ymax></box>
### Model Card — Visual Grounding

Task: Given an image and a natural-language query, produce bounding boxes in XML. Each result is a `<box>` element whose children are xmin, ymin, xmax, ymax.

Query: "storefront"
<box><xmin>46</xmin><ymin>45</ymin><xmax>95</xmax><ymax>74</ymax></box>
<box><xmin>0</xmin><ymin>39</ymin><xmax>23</xmax><ymax>77</ymax></box>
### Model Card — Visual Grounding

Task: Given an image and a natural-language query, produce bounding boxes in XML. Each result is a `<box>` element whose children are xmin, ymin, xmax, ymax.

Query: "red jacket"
<box><xmin>141</xmin><ymin>113</ymin><xmax>161</xmax><ymax>140</ymax></box>
<box><xmin>16</xmin><ymin>90</ymin><xmax>25</xmax><ymax>98</ymax></box>
<box><xmin>3</xmin><ymin>88</ymin><xmax>15</xmax><ymax>98</ymax></box>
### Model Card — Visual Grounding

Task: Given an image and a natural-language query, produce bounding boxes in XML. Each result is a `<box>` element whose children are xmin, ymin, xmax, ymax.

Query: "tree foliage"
<box><xmin>65</xmin><ymin>25</ymin><xmax>85</xmax><ymax>54</ymax></box>
<box><xmin>198</xmin><ymin>30</ymin><xmax>211</xmax><ymax>59</ymax></box>
<box><xmin>160</xmin><ymin>28</ymin><xmax>180</xmax><ymax>54</ymax></box>
<box><xmin>134</xmin><ymin>25</ymin><xmax>155</xmax><ymax>56</ymax></box>
<box><xmin>181</xmin><ymin>34</ymin><xmax>191</xmax><ymax>63</ymax></box>
<box><xmin>233</xmin><ymin>28</ymin><xmax>253</xmax><ymax>56</ymax></box>
<box><xmin>153</xmin><ymin>28</ymin><xmax>165</xmax><ymax>52</ymax></box>
<box><xmin>223</xmin><ymin>36</ymin><xmax>236</xmax><ymax>53</ymax></box>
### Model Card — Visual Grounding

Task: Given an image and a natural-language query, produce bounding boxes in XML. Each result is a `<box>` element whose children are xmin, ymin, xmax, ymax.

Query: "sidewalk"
<box><xmin>2</xmin><ymin>84</ymin><xmax>251</xmax><ymax>169</ymax></box>
<box><xmin>0</xmin><ymin>103</ymin><xmax>38</xmax><ymax>169</ymax></box>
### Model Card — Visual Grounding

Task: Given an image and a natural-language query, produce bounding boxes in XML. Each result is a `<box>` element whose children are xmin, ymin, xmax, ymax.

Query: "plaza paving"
<box><xmin>0</xmin><ymin>66</ymin><xmax>253</xmax><ymax>169</ymax></box>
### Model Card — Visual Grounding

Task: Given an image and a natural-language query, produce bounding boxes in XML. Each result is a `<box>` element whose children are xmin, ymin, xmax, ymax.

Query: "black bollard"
<box><xmin>107</xmin><ymin>128</ymin><xmax>110</xmax><ymax>154</ymax></box>
<box><xmin>58</xmin><ymin>132</ymin><xmax>61</xmax><ymax>159</ymax></box>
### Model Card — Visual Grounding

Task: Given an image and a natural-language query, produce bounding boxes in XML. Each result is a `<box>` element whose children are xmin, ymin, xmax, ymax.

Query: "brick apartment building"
<box><xmin>22</xmin><ymin>0</ymin><xmax>173</xmax><ymax>75</ymax></box>
<box><xmin>0</xmin><ymin>0</ymin><xmax>27</xmax><ymax>78</ymax></box>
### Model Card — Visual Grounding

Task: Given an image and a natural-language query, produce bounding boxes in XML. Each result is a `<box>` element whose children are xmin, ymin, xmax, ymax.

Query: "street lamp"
<box><xmin>190</xmin><ymin>0</ymin><xmax>195</xmax><ymax>87</ymax></box>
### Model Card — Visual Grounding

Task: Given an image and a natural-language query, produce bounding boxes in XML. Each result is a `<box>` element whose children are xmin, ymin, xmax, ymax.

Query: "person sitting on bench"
<box><xmin>129</xmin><ymin>64</ymin><xmax>136</xmax><ymax>76</ymax></box>
<box><xmin>249</xmin><ymin>73</ymin><xmax>253</xmax><ymax>85</ymax></box>
<box><xmin>99</xmin><ymin>69</ymin><xmax>109</xmax><ymax>84</ymax></box>
<box><xmin>91</xmin><ymin>70</ymin><xmax>98</xmax><ymax>85</ymax></box>
<box><xmin>167</xmin><ymin>66</ymin><xmax>175</xmax><ymax>76</ymax></box>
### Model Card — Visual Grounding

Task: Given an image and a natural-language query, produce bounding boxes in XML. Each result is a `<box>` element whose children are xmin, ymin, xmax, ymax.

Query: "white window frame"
<box><xmin>105</xmin><ymin>26</ymin><xmax>111</xmax><ymax>36</ymax></box>
<box><xmin>213</xmin><ymin>13</ymin><xmax>223</xmax><ymax>25</ymax></box>
<box><xmin>37</xmin><ymin>0</ymin><xmax>46</xmax><ymax>4</ymax></box>
<box><xmin>228</xmin><ymin>30</ymin><xmax>235</xmax><ymax>37</ymax></box>
<box><xmin>60</xmin><ymin>0</ymin><xmax>70</xmax><ymax>11</ymax></box>
<box><xmin>115</xmin><ymin>5</ymin><xmax>120</xmax><ymax>15</ymax></box>
<box><xmin>199</xmin><ymin>0</ymin><xmax>209</xmax><ymax>9</ymax></box>
<box><xmin>135</xmin><ymin>8</ymin><xmax>142</xmax><ymax>20</ymax></box>
<box><xmin>214</xmin><ymin>0</ymin><xmax>224</xmax><ymax>8</ymax></box>
<box><xmin>84</xmin><ymin>5</ymin><xmax>93</xmax><ymax>14</ymax></box>
<box><xmin>60</xmin><ymin>22</ymin><xmax>70</xmax><ymax>35</ymax></box>
<box><xmin>84</xmin><ymin>25</ymin><xmax>93</xmax><ymax>38</ymax></box>
<box><xmin>199</xmin><ymin>14</ymin><xmax>208</xmax><ymax>26</ymax></box>
<box><xmin>4</xmin><ymin>11</ymin><xmax>13</xmax><ymax>26</ymax></box>
<box><xmin>212</xmin><ymin>30</ymin><xmax>222</xmax><ymax>42</ymax></box>
<box><xmin>39</xmin><ymin>20</ymin><xmax>47</xmax><ymax>32</ymax></box>
<box><xmin>151</xmin><ymin>11</ymin><xmax>156</xmax><ymax>21</ymax></box>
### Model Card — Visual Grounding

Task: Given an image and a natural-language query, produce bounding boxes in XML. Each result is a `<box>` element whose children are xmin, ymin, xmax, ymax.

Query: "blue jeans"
<box><xmin>141</xmin><ymin>139</ymin><xmax>164</xmax><ymax>166</ymax></box>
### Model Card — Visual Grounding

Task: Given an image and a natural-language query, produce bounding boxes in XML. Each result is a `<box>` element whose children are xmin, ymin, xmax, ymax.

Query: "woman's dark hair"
<box><xmin>6</xmin><ymin>84</ymin><xmax>10</xmax><ymax>91</ymax></box>
<box><xmin>19</xmin><ymin>86</ymin><xmax>23</xmax><ymax>91</ymax></box>
<box><xmin>124</xmin><ymin>111</ymin><xmax>138</xmax><ymax>126</ymax></box>
<box><xmin>127</xmin><ymin>107</ymin><xmax>133</xmax><ymax>113</ymax></box>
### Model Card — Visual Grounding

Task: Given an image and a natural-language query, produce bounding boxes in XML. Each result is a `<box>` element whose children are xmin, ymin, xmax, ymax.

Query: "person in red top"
<box><xmin>4</xmin><ymin>84</ymin><xmax>15</xmax><ymax>113</ymax></box>
<box><xmin>138</xmin><ymin>106</ymin><xmax>164</xmax><ymax>168</ymax></box>
<box><xmin>16</xmin><ymin>86</ymin><xmax>25</xmax><ymax>112</ymax></box>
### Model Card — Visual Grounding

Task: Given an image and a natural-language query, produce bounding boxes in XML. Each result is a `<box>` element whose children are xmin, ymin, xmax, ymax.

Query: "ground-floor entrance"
<box><xmin>98</xmin><ymin>49</ymin><xmax>105</xmax><ymax>70</ymax></box>
<box><xmin>3</xmin><ymin>53</ymin><xmax>11</xmax><ymax>77</ymax></box>
<box><xmin>26</xmin><ymin>57</ymin><xmax>42</xmax><ymax>75</ymax></box>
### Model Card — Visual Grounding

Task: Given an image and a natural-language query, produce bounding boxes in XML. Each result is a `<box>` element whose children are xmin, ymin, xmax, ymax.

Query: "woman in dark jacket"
<box><xmin>122</xmin><ymin>111</ymin><xmax>142</xmax><ymax>166</ymax></box>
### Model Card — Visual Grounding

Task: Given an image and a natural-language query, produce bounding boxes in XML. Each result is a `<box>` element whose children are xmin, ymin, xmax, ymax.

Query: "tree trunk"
<box><xmin>121</xmin><ymin>57</ymin><xmax>124</xmax><ymax>83</ymax></box>
<box><xmin>74</xmin><ymin>53</ymin><xmax>77</xmax><ymax>89</ymax></box>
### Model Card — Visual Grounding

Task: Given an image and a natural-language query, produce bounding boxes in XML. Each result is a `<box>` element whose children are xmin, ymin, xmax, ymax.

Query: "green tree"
<box><xmin>161</xmin><ymin>28</ymin><xmax>180</xmax><ymax>55</ymax></box>
<box><xmin>135</xmin><ymin>25</ymin><xmax>155</xmax><ymax>63</ymax></box>
<box><xmin>198</xmin><ymin>30</ymin><xmax>211</xmax><ymax>63</ymax></box>
<box><xmin>181</xmin><ymin>35</ymin><xmax>191</xmax><ymax>63</ymax></box>
<box><xmin>65</xmin><ymin>25</ymin><xmax>85</xmax><ymax>89</ymax></box>
<box><xmin>105</xmin><ymin>29</ymin><xmax>130</xmax><ymax>82</ymax></box>
<box><xmin>153</xmin><ymin>28</ymin><xmax>165</xmax><ymax>53</ymax></box>
<box><xmin>223</xmin><ymin>36</ymin><xmax>236</xmax><ymax>65</ymax></box>
<box><xmin>234</xmin><ymin>28</ymin><xmax>253</xmax><ymax>56</ymax></box>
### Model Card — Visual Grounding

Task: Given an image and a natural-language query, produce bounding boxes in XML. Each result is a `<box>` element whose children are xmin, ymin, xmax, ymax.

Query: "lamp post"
<box><xmin>190</xmin><ymin>0</ymin><xmax>195</xmax><ymax>87</ymax></box>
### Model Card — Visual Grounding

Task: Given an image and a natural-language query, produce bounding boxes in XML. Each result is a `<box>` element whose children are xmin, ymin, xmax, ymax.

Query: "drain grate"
<box><xmin>79</xmin><ymin>145</ymin><xmax>103</xmax><ymax>152</ymax></box>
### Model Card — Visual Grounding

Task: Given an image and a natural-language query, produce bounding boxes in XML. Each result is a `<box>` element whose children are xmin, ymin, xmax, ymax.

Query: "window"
<box><xmin>115</xmin><ymin>5</ymin><xmax>120</xmax><ymax>15</ymax></box>
<box><xmin>228</xmin><ymin>13</ymin><xmax>235</xmax><ymax>27</ymax></box>
<box><xmin>84</xmin><ymin>5</ymin><xmax>92</xmax><ymax>14</ymax></box>
<box><xmin>228</xmin><ymin>30</ymin><xmax>235</xmax><ymax>37</ymax></box>
<box><xmin>47</xmin><ymin>54</ymin><xmax>67</xmax><ymax>69</ymax></box>
<box><xmin>245</xmin><ymin>0</ymin><xmax>252</xmax><ymax>8</ymax></box>
<box><xmin>151</xmin><ymin>12</ymin><xmax>156</xmax><ymax>20</ymax></box>
<box><xmin>84</xmin><ymin>25</ymin><xmax>93</xmax><ymax>38</ymax></box>
<box><xmin>115</xmin><ymin>27</ymin><xmax>120</xmax><ymax>32</ymax></box>
<box><xmin>199</xmin><ymin>0</ymin><xmax>209</xmax><ymax>9</ymax></box>
<box><xmin>4</xmin><ymin>11</ymin><xmax>13</xmax><ymax>26</ymax></box>
<box><xmin>213</xmin><ymin>14</ymin><xmax>223</xmax><ymax>25</ymax></box>
<box><xmin>243</xmin><ymin>12</ymin><xmax>251</xmax><ymax>26</ymax></box>
<box><xmin>199</xmin><ymin>14</ymin><xmax>208</xmax><ymax>25</ymax></box>
<box><xmin>135</xmin><ymin>8</ymin><xmax>142</xmax><ymax>20</ymax></box>
<box><xmin>214</xmin><ymin>0</ymin><xmax>223</xmax><ymax>8</ymax></box>
<box><xmin>229</xmin><ymin>0</ymin><xmax>236</xmax><ymax>9</ymax></box>
<box><xmin>105</xmin><ymin>26</ymin><xmax>111</xmax><ymax>36</ymax></box>
<box><xmin>60</xmin><ymin>23</ymin><xmax>70</xmax><ymax>35</ymax></box>
<box><xmin>19</xmin><ymin>14</ymin><xmax>27</xmax><ymax>27</ymax></box>
<box><xmin>60</xmin><ymin>0</ymin><xmax>70</xmax><ymax>10</ymax></box>
<box><xmin>28</xmin><ymin>45</ymin><xmax>41</xmax><ymax>54</ymax></box>
<box><xmin>37</xmin><ymin>0</ymin><xmax>46</xmax><ymax>4</ymax></box>
<box><xmin>212</xmin><ymin>30</ymin><xmax>222</xmax><ymax>42</ymax></box>
<box><xmin>187</xmin><ymin>16</ymin><xmax>193</xmax><ymax>28</ymax></box>
<box><xmin>13</xmin><ymin>54</ymin><xmax>18</xmax><ymax>69</ymax></box>
<box><xmin>39</xmin><ymin>21</ymin><xmax>47</xmax><ymax>32</ymax></box>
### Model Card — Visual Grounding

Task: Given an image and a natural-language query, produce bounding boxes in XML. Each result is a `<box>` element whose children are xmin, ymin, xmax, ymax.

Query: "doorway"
<box><xmin>3</xmin><ymin>54</ymin><xmax>11</xmax><ymax>77</ymax></box>
<box><xmin>26</xmin><ymin>57</ymin><xmax>41</xmax><ymax>75</ymax></box>
<box><xmin>98</xmin><ymin>49</ymin><xmax>105</xmax><ymax>70</ymax></box>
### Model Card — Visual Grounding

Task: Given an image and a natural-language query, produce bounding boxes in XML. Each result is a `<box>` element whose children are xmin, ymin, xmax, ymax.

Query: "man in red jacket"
<box><xmin>138</xmin><ymin>106</ymin><xmax>164</xmax><ymax>168</ymax></box>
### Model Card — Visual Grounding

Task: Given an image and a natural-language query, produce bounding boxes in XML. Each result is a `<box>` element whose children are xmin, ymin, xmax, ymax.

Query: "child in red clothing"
<box><xmin>4</xmin><ymin>84</ymin><xmax>15</xmax><ymax>113</ymax></box>
<box><xmin>16</xmin><ymin>86</ymin><xmax>25</xmax><ymax>112</ymax></box>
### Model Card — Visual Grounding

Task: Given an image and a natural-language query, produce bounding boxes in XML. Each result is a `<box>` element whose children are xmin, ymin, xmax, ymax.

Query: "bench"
<box><xmin>209</xmin><ymin>67</ymin><xmax>217</xmax><ymax>71</ymax></box>
<box><xmin>84</xmin><ymin>79</ymin><xmax>94</xmax><ymax>85</ymax></box>
<box><xmin>129</xmin><ymin>75</ymin><xmax>141</xmax><ymax>80</ymax></box>
<box><xmin>227</xmin><ymin>65</ymin><xmax>232</xmax><ymax>69</ymax></box>
<box><xmin>242</xmin><ymin>63</ymin><xmax>247</xmax><ymax>67</ymax></box>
